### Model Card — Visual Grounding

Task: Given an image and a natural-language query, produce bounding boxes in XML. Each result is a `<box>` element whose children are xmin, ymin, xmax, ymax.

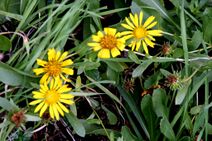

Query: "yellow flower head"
<box><xmin>121</xmin><ymin>11</ymin><xmax>163</xmax><ymax>54</ymax></box>
<box><xmin>29</xmin><ymin>78</ymin><xmax>74</xmax><ymax>120</ymax></box>
<box><xmin>33</xmin><ymin>48</ymin><xmax>74</xmax><ymax>84</ymax></box>
<box><xmin>88</xmin><ymin>27</ymin><xmax>125</xmax><ymax>58</ymax></box>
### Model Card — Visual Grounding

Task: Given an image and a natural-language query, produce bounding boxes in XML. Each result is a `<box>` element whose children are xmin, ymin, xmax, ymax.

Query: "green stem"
<box><xmin>180</xmin><ymin>0</ymin><xmax>189</xmax><ymax>77</ymax></box>
<box><xmin>204</xmin><ymin>77</ymin><xmax>209</xmax><ymax>141</ymax></box>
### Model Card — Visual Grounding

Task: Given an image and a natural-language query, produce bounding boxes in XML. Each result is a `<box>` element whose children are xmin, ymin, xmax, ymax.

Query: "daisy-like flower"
<box><xmin>87</xmin><ymin>27</ymin><xmax>125</xmax><ymax>58</ymax></box>
<box><xmin>33</xmin><ymin>48</ymin><xmax>74</xmax><ymax>84</ymax></box>
<box><xmin>120</xmin><ymin>11</ymin><xmax>163</xmax><ymax>54</ymax></box>
<box><xmin>29</xmin><ymin>78</ymin><xmax>74</xmax><ymax>120</ymax></box>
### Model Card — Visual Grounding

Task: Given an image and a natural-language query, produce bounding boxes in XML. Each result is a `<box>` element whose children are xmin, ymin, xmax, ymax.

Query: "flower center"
<box><xmin>100</xmin><ymin>35</ymin><xmax>117</xmax><ymax>49</ymax></box>
<box><xmin>45</xmin><ymin>60</ymin><xmax>61</xmax><ymax>76</ymax></box>
<box><xmin>45</xmin><ymin>90</ymin><xmax>60</xmax><ymax>104</ymax></box>
<box><xmin>133</xmin><ymin>27</ymin><xmax>147</xmax><ymax>39</ymax></box>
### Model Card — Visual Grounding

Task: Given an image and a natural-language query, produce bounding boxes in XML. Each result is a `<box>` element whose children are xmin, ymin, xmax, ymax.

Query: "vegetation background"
<box><xmin>0</xmin><ymin>0</ymin><xmax>211</xmax><ymax>140</ymax></box>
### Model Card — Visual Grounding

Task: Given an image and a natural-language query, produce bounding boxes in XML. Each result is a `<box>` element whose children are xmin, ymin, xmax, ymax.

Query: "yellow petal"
<box><xmin>60</xmin><ymin>74</ymin><xmax>71</xmax><ymax>82</ymax></box>
<box><xmin>54</xmin><ymin>76</ymin><xmax>62</xmax><ymax>89</ymax></box>
<box><xmin>146</xmin><ymin>21</ymin><xmax>157</xmax><ymax>29</ymax></box>
<box><xmin>119</xmin><ymin>31</ymin><xmax>133</xmax><ymax>36</ymax></box>
<box><xmin>52</xmin><ymin>104</ymin><xmax>59</xmax><ymax>120</ymax></box>
<box><xmin>147</xmin><ymin>35</ymin><xmax>156</xmax><ymax>41</ymax></box>
<box><xmin>61</xmin><ymin>68</ymin><xmax>74</xmax><ymax>75</ymax></box>
<box><xmin>49</xmin><ymin>104</ymin><xmax>54</xmax><ymax>119</ymax></box>
<box><xmin>40</xmin><ymin>73</ymin><xmax>50</xmax><ymax>84</ymax></box>
<box><xmin>104</xmin><ymin>28</ymin><xmax>117</xmax><ymax>36</ymax></box>
<box><xmin>97</xmin><ymin>31</ymin><xmax>104</xmax><ymax>38</ymax></box>
<box><xmin>93</xmin><ymin>45</ymin><xmax>102</xmax><ymax>51</ymax></box>
<box><xmin>55</xmin><ymin>51</ymin><xmax>61</xmax><ymax>61</ymax></box>
<box><xmin>87</xmin><ymin>42</ymin><xmax>101</xmax><ymax>47</ymax></box>
<box><xmin>39</xmin><ymin>103</ymin><xmax>48</xmax><ymax>117</ymax></box>
<box><xmin>147</xmin><ymin>30</ymin><xmax>163</xmax><ymax>36</ymax></box>
<box><xmin>29</xmin><ymin>99</ymin><xmax>42</xmax><ymax>105</ymax></box>
<box><xmin>125</xmin><ymin>17</ymin><xmax>135</xmax><ymax>28</ymax></box>
<box><xmin>134</xmin><ymin>13</ymin><xmax>139</xmax><ymax>27</ymax></box>
<box><xmin>142</xmin><ymin>41</ymin><xmax>149</xmax><ymax>54</ymax></box>
<box><xmin>32</xmin><ymin>91</ymin><xmax>43</xmax><ymax>95</ymax></box>
<box><xmin>129</xmin><ymin>13</ymin><xmax>135</xmax><ymax>24</ymax></box>
<box><xmin>34</xmin><ymin>101</ymin><xmax>45</xmax><ymax>113</ymax></box>
<box><xmin>143</xmin><ymin>16</ymin><xmax>155</xmax><ymax>28</ymax></box>
<box><xmin>92</xmin><ymin>35</ymin><xmax>101</xmax><ymax>42</ymax></box>
<box><xmin>144</xmin><ymin>37</ymin><xmax>155</xmax><ymax>48</ymax></box>
<box><xmin>33</xmin><ymin>93</ymin><xmax>44</xmax><ymax>99</ymax></box>
<box><xmin>37</xmin><ymin>59</ymin><xmax>47</xmax><ymax>67</ymax></box>
<box><xmin>60</xmin><ymin>94</ymin><xmax>74</xmax><ymax>99</ymax></box>
<box><xmin>61</xmin><ymin>59</ymin><xmax>73</xmax><ymax>66</ymax></box>
<box><xmin>33</xmin><ymin>68</ymin><xmax>45</xmax><ymax>75</ymax></box>
<box><xmin>40</xmin><ymin>83</ymin><xmax>49</xmax><ymax>92</ymax></box>
<box><xmin>49</xmin><ymin>79</ymin><xmax>54</xmax><ymax>89</ymax></box>
<box><xmin>117</xmin><ymin>40</ymin><xmax>125</xmax><ymax>51</ymax></box>
<box><xmin>55</xmin><ymin>104</ymin><xmax>64</xmax><ymax>116</ymax></box>
<box><xmin>58</xmin><ymin>51</ymin><xmax>68</xmax><ymax>62</ymax></box>
<box><xmin>123</xmin><ymin>34</ymin><xmax>134</xmax><ymax>40</ymax></box>
<box><xmin>58</xmin><ymin>102</ymin><xmax>69</xmax><ymax>113</ymax></box>
<box><xmin>111</xmin><ymin>48</ymin><xmax>120</xmax><ymax>57</ymax></box>
<box><xmin>139</xmin><ymin>11</ymin><xmax>143</xmax><ymax>25</ymax></box>
<box><xmin>130</xmin><ymin>41</ymin><xmax>136</xmax><ymax>51</ymax></box>
<box><xmin>58</xmin><ymin>85</ymin><xmax>71</xmax><ymax>93</ymax></box>
<box><xmin>48</xmin><ymin>48</ymin><xmax>56</xmax><ymax>61</ymax></box>
<box><xmin>121</xmin><ymin>23</ymin><xmax>134</xmax><ymax>30</ymax></box>
<box><xmin>98</xmin><ymin>49</ymin><xmax>110</xmax><ymax>58</ymax></box>
<box><xmin>135</xmin><ymin>40</ymin><xmax>141</xmax><ymax>51</ymax></box>
<box><xmin>60</xmin><ymin>99</ymin><xmax>73</xmax><ymax>105</ymax></box>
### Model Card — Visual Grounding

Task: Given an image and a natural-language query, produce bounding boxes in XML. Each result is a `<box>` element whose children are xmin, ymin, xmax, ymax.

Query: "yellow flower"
<box><xmin>87</xmin><ymin>27</ymin><xmax>125</xmax><ymax>58</ymax></box>
<box><xmin>29</xmin><ymin>78</ymin><xmax>74</xmax><ymax>120</ymax></box>
<box><xmin>33</xmin><ymin>48</ymin><xmax>74</xmax><ymax>84</ymax></box>
<box><xmin>121</xmin><ymin>11</ymin><xmax>163</xmax><ymax>54</ymax></box>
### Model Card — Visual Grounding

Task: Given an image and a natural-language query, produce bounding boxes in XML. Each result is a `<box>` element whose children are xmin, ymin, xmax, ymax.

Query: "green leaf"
<box><xmin>0</xmin><ymin>97</ymin><xmax>18</xmax><ymax>111</ymax></box>
<box><xmin>190</xmin><ymin>105</ymin><xmax>203</xmax><ymax>115</ymax></box>
<box><xmin>128</xmin><ymin>51</ymin><xmax>140</xmax><ymax>64</ymax></box>
<box><xmin>106</xmin><ymin>67</ymin><xmax>119</xmax><ymax>82</ymax></box>
<box><xmin>75</xmin><ymin>76</ymin><xmax>82</xmax><ymax>91</ymax></box>
<box><xmin>202</xmin><ymin>8</ymin><xmax>212</xmax><ymax>42</ymax></box>
<box><xmin>173</xmin><ymin>48</ymin><xmax>184</xmax><ymax>58</ymax></box>
<box><xmin>178</xmin><ymin>136</ymin><xmax>191</xmax><ymax>141</ymax></box>
<box><xmin>25</xmin><ymin>114</ymin><xmax>41</xmax><ymax>121</ymax></box>
<box><xmin>192</xmin><ymin>111</ymin><xmax>205</xmax><ymax>136</ymax></box>
<box><xmin>102</xmin><ymin>105</ymin><xmax>117</xmax><ymax>125</ymax></box>
<box><xmin>104</xmin><ymin>60</ymin><xmax>127</xmax><ymax>72</ymax></box>
<box><xmin>0</xmin><ymin>62</ymin><xmax>37</xmax><ymax>87</ymax></box>
<box><xmin>65</xmin><ymin>112</ymin><xmax>86</xmax><ymax>137</ymax></box>
<box><xmin>0</xmin><ymin>0</ymin><xmax>21</xmax><ymax>23</ymax></box>
<box><xmin>121</xmin><ymin>126</ymin><xmax>138</xmax><ymax>141</ymax></box>
<box><xmin>144</xmin><ymin>71</ymin><xmax>162</xmax><ymax>89</ymax></box>
<box><xmin>175</xmin><ymin>80</ymin><xmax>191</xmax><ymax>105</ymax></box>
<box><xmin>132</xmin><ymin>61</ymin><xmax>152</xmax><ymax>78</ymax></box>
<box><xmin>86</xmin><ymin>76</ymin><xmax>122</xmax><ymax>107</ymax></box>
<box><xmin>141</xmin><ymin>95</ymin><xmax>159</xmax><ymax>141</ymax></box>
<box><xmin>0</xmin><ymin>35</ymin><xmax>12</xmax><ymax>52</ymax></box>
<box><xmin>191</xmin><ymin>30</ymin><xmax>203</xmax><ymax>50</ymax></box>
<box><xmin>207</xmin><ymin>123</ymin><xmax>212</xmax><ymax>135</ymax></box>
<box><xmin>160</xmin><ymin>116</ymin><xmax>176</xmax><ymax>141</ymax></box>
<box><xmin>160</xmin><ymin>69</ymin><xmax>172</xmax><ymax>77</ymax></box>
<box><xmin>152</xmin><ymin>89</ymin><xmax>168</xmax><ymax>117</ymax></box>
<box><xmin>117</xmin><ymin>86</ymin><xmax>150</xmax><ymax>139</ymax></box>
<box><xmin>85</xmin><ymin>69</ymin><xmax>100</xmax><ymax>81</ymax></box>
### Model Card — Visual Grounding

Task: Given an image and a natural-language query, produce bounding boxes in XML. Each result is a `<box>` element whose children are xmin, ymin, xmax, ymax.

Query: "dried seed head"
<box><xmin>124</xmin><ymin>79</ymin><xmax>134</xmax><ymax>93</ymax></box>
<box><xmin>165</xmin><ymin>74</ymin><xmax>182</xmax><ymax>90</ymax></box>
<box><xmin>11</xmin><ymin>110</ymin><xmax>26</xmax><ymax>127</ymax></box>
<box><xmin>161</xmin><ymin>42</ymin><xmax>171</xmax><ymax>55</ymax></box>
